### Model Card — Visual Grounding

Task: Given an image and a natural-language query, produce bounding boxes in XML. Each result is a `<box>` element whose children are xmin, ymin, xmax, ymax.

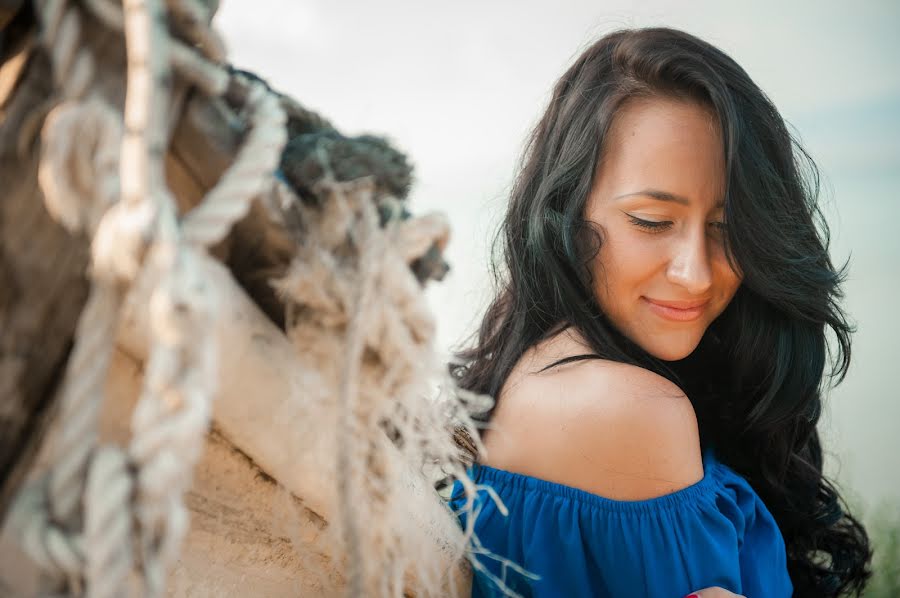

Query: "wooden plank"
<box><xmin>0</xmin><ymin>16</ymin><xmax>195</xmax><ymax>522</ymax></box>
<box><xmin>0</xmin><ymin>44</ymin><xmax>91</xmax><ymax>523</ymax></box>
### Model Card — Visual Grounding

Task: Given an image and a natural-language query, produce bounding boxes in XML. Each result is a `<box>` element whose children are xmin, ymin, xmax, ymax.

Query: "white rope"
<box><xmin>15</xmin><ymin>479</ymin><xmax>84</xmax><ymax>587</ymax></box>
<box><xmin>38</xmin><ymin>100</ymin><xmax>122</xmax><ymax>234</ymax></box>
<box><xmin>31</xmin><ymin>0</ymin><xmax>285</xmax><ymax>592</ymax></box>
<box><xmin>84</xmin><ymin>447</ymin><xmax>134</xmax><ymax>598</ymax></box>
<box><xmin>46</xmin><ymin>285</ymin><xmax>121</xmax><ymax>523</ymax></box>
<box><xmin>168</xmin><ymin>39</ymin><xmax>230</xmax><ymax>96</ymax></box>
<box><xmin>119</xmin><ymin>0</ymin><xmax>170</xmax><ymax>213</ymax></box>
<box><xmin>12</xmin><ymin>0</ymin><xmax>257</xmax><ymax>595</ymax></box>
<box><xmin>37</xmin><ymin>108</ymin><xmax>126</xmax><ymax>532</ymax></box>
<box><xmin>129</xmin><ymin>238</ymin><xmax>216</xmax><ymax>597</ymax></box>
<box><xmin>333</xmin><ymin>180</ymin><xmax>381</xmax><ymax>598</ymax></box>
<box><xmin>121</xmin><ymin>30</ymin><xmax>286</xmax><ymax>590</ymax></box>
<box><xmin>16</xmin><ymin>6</ymin><xmax>132</xmax><ymax>594</ymax></box>
<box><xmin>181</xmin><ymin>82</ymin><xmax>287</xmax><ymax>246</ymax></box>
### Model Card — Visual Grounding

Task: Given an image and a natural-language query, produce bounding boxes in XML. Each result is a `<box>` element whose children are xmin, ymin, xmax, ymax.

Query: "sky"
<box><xmin>215</xmin><ymin>0</ymin><xmax>900</xmax><ymax>509</ymax></box>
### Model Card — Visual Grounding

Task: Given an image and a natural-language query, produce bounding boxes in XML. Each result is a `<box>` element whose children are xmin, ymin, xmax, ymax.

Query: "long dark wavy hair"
<box><xmin>449</xmin><ymin>27</ymin><xmax>871</xmax><ymax>597</ymax></box>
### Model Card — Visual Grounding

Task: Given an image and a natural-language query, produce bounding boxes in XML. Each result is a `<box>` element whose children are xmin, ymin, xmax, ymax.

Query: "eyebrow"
<box><xmin>614</xmin><ymin>189</ymin><xmax>725</xmax><ymax>208</ymax></box>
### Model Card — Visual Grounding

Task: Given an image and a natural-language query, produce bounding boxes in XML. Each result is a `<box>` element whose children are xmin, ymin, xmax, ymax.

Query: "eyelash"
<box><xmin>627</xmin><ymin>214</ymin><xmax>672</xmax><ymax>232</ymax></box>
<box><xmin>626</xmin><ymin>215</ymin><xmax>727</xmax><ymax>234</ymax></box>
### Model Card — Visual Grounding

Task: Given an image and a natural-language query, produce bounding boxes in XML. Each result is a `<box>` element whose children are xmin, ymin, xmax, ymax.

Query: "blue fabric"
<box><xmin>447</xmin><ymin>450</ymin><xmax>792</xmax><ymax>598</ymax></box>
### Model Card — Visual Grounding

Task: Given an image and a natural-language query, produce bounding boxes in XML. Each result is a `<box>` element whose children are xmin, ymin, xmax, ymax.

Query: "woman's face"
<box><xmin>584</xmin><ymin>97</ymin><xmax>741</xmax><ymax>361</ymax></box>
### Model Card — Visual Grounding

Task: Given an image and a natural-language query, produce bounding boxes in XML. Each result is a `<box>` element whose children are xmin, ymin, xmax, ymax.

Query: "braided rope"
<box><xmin>113</xmin><ymin>1</ymin><xmax>207</xmax><ymax>595</ymax></box>
<box><xmin>168</xmin><ymin>39</ymin><xmax>229</xmax><ymax>96</ymax></box>
<box><xmin>15</xmin><ymin>481</ymin><xmax>84</xmax><ymax>587</ymax></box>
<box><xmin>45</xmin><ymin>284</ymin><xmax>120</xmax><ymax>522</ymax></box>
<box><xmin>38</xmin><ymin>100</ymin><xmax>122</xmax><ymax>234</ymax></box>
<box><xmin>16</xmin><ymin>0</ymin><xmax>222</xmax><ymax>595</ymax></box>
<box><xmin>84</xmin><ymin>447</ymin><xmax>134</xmax><ymax>598</ymax></box>
<box><xmin>181</xmin><ymin>82</ymin><xmax>288</xmax><ymax>246</ymax></box>
<box><xmin>15</xmin><ymin>5</ymin><xmax>133</xmax><ymax>593</ymax></box>
<box><xmin>128</xmin><ymin>239</ymin><xmax>216</xmax><ymax>597</ymax></box>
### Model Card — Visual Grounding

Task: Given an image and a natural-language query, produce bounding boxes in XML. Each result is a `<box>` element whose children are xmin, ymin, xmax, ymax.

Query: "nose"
<box><xmin>666</xmin><ymin>230</ymin><xmax>713</xmax><ymax>295</ymax></box>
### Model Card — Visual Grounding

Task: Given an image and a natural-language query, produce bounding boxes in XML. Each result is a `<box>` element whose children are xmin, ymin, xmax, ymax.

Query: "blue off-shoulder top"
<box><xmin>447</xmin><ymin>450</ymin><xmax>792</xmax><ymax>598</ymax></box>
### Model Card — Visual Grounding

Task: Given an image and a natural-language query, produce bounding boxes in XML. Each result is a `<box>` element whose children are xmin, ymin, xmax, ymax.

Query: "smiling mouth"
<box><xmin>642</xmin><ymin>297</ymin><xmax>710</xmax><ymax>322</ymax></box>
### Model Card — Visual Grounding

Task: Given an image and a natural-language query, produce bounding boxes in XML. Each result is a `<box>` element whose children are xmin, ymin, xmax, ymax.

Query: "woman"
<box><xmin>448</xmin><ymin>27</ymin><xmax>871</xmax><ymax>597</ymax></box>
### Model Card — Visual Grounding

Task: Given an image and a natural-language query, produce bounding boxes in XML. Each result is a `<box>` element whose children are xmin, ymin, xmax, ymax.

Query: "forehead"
<box><xmin>594</xmin><ymin>96</ymin><xmax>726</xmax><ymax>204</ymax></box>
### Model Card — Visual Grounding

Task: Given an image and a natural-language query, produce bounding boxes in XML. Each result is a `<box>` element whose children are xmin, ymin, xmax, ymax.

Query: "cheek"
<box><xmin>593</xmin><ymin>230</ymin><xmax>662</xmax><ymax>308</ymax></box>
<box><xmin>713</xmin><ymin>258</ymin><xmax>742</xmax><ymax>304</ymax></box>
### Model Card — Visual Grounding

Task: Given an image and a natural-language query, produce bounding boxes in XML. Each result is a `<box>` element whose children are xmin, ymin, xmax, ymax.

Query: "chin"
<box><xmin>641</xmin><ymin>335</ymin><xmax>702</xmax><ymax>362</ymax></box>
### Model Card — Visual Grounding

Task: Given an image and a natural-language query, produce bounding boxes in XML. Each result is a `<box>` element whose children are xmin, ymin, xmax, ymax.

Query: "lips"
<box><xmin>642</xmin><ymin>297</ymin><xmax>710</xmax><ymax>322</ymax></box>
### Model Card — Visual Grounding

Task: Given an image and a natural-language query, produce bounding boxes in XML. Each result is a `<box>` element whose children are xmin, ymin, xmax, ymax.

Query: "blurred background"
<box><xmin>215</xmin><ymin>0</ymin><xmax>899</xmax><ymax>587</ymax></box>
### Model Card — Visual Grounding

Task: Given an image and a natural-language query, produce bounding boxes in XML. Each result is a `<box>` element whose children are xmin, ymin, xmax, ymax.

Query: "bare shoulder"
<box><xmin>482</xmin><ymin>332</ymin><xmax>703</xmax><ymax>500</ymax></box>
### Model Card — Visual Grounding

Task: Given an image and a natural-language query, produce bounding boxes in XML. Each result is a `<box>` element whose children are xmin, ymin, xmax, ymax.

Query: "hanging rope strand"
<box><xmin>334</xmin><ymin>180</ymin><xmax>381</xmax><ymax>597</ymax></box>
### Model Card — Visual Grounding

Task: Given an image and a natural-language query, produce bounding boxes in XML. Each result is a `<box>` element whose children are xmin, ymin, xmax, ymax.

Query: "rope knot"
<box><xmin>91</xmin><ymin>199</ymin><xmax>157</xmax><ymax>286</ymax></box>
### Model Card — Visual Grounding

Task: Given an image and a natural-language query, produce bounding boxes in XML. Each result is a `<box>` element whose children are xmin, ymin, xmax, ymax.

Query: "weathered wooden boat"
<box><xmin>0</xmin><ymin>1</ymin><xmax>486</xmax><ymax>595</ymax></box>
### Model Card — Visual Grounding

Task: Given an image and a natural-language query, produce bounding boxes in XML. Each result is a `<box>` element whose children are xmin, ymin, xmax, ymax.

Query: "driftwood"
<box><xmin>0</xmin><ymin>1</ymin><xmax>475</xmax><ymax>595</ymax></box>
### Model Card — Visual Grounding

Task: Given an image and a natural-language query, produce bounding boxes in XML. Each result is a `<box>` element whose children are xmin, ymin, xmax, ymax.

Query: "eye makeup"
<box><xmin>625</xmin><ymin>213</ymin><xmax>728</xmax><ymax>236</ymax></box>
<box><xmin>625</xmin><ymin>213</ymin><xmax>672</xmax><ymax>232</ymax></box>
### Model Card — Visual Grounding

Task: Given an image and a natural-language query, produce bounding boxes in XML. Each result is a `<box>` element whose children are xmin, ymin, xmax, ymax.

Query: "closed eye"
<box><xmin>626</xmin><ymin>214</ymin><xmax>672</xmax><ymax>232</ymax></box>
